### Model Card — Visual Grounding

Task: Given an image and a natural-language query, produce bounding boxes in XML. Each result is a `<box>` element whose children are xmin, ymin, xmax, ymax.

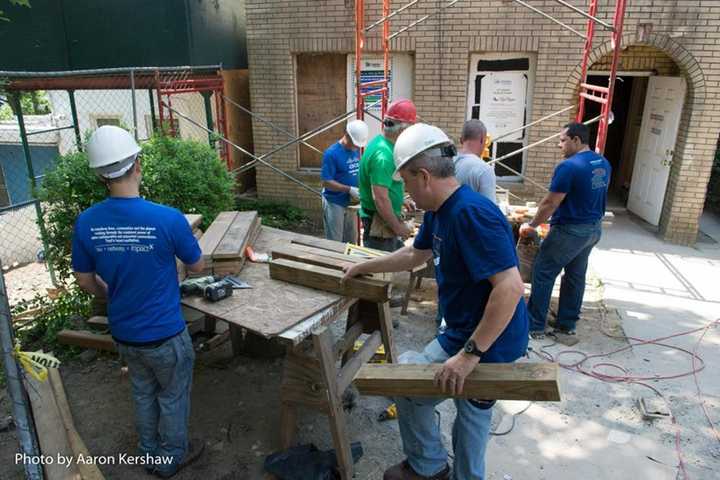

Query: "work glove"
<box><xmin>348</xmin><ymin>186</ymin><xmax>360</xmax><ymax>200</ymax></box>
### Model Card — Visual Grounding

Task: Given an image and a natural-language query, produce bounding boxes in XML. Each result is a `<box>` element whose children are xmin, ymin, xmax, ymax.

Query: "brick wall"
<box><xmin>246</xmin><ymin>0</ymin><xmax>720</xmax><ymax>244</ymax></box>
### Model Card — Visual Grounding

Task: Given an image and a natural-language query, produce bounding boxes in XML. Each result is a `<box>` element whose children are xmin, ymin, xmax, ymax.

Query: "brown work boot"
<box><xmin>383</xmin><ymin>460</ymin><xmax>450</xmax><ymax>480</ymax></box>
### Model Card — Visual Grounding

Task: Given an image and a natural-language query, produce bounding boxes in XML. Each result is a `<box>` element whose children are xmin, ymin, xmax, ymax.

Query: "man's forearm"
<box><xmin>355</xmin><ymin>246</ymin><xmax>431</xmax><ymax>275</ymax></box>
<box><xmin>469</xmin><ymin>281</ymin><xmax>523</xmax><ymax>352</ymax></box>
<box><xmin>323</xmin><ymin>180</ymin><xmax>350</xmax><ymax>193</ymax></box>
<box><xmin>529</xmin><ymin>199</ymin><xmax>556</xmax><ymax>227</ymax></box>
<box><xmin>78</xmin><ymin>278</ymin><xmax>107</xmax><ymax>299</ymax></box>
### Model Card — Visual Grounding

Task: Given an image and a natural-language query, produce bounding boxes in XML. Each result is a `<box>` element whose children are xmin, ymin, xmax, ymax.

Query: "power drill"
<box><xmin>180</xmin><ymin>275</ymin><xmax>233</xmax><ymax>302</ymax></box>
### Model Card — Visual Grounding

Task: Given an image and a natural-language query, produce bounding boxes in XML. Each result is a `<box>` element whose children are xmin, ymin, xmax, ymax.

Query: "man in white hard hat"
<box><xmin>320</xmin><ymin>119</ymin><xmax>369</xmax><ymax>243</ymax></box>
<box><xmin>343</xmin><ymin>123</ymin><xmax>528</xmax><ymax>480</ymax></box>
<box><xmin>71</xmin><ymin>125</ymin><xmax>205</xmax><ymax>478</ymax></box>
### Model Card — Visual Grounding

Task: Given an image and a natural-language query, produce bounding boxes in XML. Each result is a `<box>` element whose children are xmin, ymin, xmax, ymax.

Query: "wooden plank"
<box><xmin>57</xmin><ymin>330</ymin><xmax>117</xmax><ymax>353</ymax></box>
<box><xmin>354</xmin><ymin>363</ymin><xmax>561</xmax><ymax>401</ymax></box>
<box><xmin>198</xmin><ymin>211</ymin><xmax>238</xmax><ymax>262</ymax></box>
<box><xmin>277</xmin><ymin>297</ymin><xmax>357</xmax><ymax>346</ymax></box>
<box><xmin>182</xmin><ymin>226</ymin><xmax>345</xmax><ymax>338</ymax></box>
<box><xmin>269</xmin><ymin>258</ymin><xmax>391</xmax><ymax>303</ymax></box>
<box><xmin>48</xmin><ymin>369</ymin><xmax>105</xmax><ymax>480</ymax></box>
<box><xmin>272</xmin><ymin>246</ymin><xmax>358</xmax><ymax>271</ymax></box>
<box><xmin>25</xmin><ymin>374</ymin><xmax>82</xmax><ymax>480</ymax></box>
<box><xmin>213</xmin><ymin>211</ymin><xmax>259</xmax><ymax>259</ymax></box>
<box><xmin>336</xmin><ymin>331</ymin><xmax>382</xmax><ymax>395</ymax></box>
<box><xmin>184</xmin><ymin>214</ymin><xmax>203</xmax><ymax>230</ymax></box>
<box><xmin>312</xmin><ymin>328</ymin><xmax>354</xmax><ymax>480</ymax></box>
<box><xmin>291</xmin><ymin>237</ymin><xmax>347</xmax><ymax>254</ymax></box>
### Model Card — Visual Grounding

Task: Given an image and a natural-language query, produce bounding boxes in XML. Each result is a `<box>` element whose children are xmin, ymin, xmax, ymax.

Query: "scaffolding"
<box><xmin>353</xmin><ymin>0</ymin><xmax>628</xmax><ymax>182</ymax></box>
<box><xmin>116</xmin><ymin>2</ymin><xmax>628</xmax><ymax>206</ymax></box>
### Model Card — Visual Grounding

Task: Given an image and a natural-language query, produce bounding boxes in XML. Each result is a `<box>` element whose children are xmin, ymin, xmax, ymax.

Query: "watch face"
<box><xmin>464</xmin><ymin>340</ymin><xmax>475</xmax><ymax>353</ymax></box>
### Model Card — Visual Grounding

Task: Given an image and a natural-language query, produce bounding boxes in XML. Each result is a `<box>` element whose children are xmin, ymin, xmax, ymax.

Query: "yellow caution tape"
<box><xmin>12</xmin><ymin>342</ymin><xmax>61</xmax><ymax>382</ymax></box>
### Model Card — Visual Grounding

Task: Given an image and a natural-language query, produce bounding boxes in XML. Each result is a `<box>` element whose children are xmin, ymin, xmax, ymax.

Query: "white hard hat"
<box><xmin>86</xmin><ymin>125</ymin><xmax>141</xmax><ymax>179</ymax></box>
<box><xmin>346</xmin><ymin>119</ymin><xmax>369</xmax><ymax>148</ymax></box>
<box><xmin>392</xmin><ymin>123</ymin><xmax>454</xmax><ymax>180</ymax></box>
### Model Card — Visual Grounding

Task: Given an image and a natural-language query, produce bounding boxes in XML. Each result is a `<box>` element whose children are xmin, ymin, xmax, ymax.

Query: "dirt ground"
<box><xmin>1</xmin><ymin>262</ymin><xmax>717</xmax><ymax>479</ymax></box>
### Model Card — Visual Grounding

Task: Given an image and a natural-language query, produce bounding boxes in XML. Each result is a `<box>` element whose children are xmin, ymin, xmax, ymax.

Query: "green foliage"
<box><xmin>0</xmin><ymin>91</ymin><xmax>51</xmax><ymax>119</ymax></box>
<box><xmin>37</xmin><ymin>151</ymin><xmax>107</xmax><ymax>281</ymax></box>
<box><xmin>706</xmin><ymin>144</ymin><xmax>720</xmax><ymax>214</ymax></box>
<box><xmin>140</xmin><ymin>135</ymin><xmax>235</xmax><ymax>229</ymax></box>
<box><xmin>37</xmin><ymin>135</ymin><xmax>234</xmax><ymax>282</ymax></box>
<box><xmin>236</xmin><ymin>198</ymin><xmax>308</xmax><ymax>231</ymax></box>
<box><xmin>12</xmin><ymin>286</ymin><xmax>92</xmax><ymax>356</ymax></box>
<box><xmin>0</xmin><ymin>0</ymin><xmax>31</xmax><ymax>21</ymax></box>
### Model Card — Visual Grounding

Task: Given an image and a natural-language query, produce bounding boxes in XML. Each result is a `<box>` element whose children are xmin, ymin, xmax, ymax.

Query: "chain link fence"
<box><xmin>0</xmin><ymin>67</ymin><xmax>225</xmax><ymax>305</ymax></box>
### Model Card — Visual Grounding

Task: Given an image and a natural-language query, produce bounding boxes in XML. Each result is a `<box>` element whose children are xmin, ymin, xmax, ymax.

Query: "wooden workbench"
<box><xmin>182</xmin><ymin>226</ymin><xmax>396</xmax><ymax>480</ymax></box>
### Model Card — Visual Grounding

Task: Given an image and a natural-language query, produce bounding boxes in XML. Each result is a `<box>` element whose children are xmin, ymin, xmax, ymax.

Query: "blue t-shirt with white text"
<box><xmin>549</xmin><ymin>150</ymin><xmax>611</xmax><ymax>225</ymax></box>
<box><xmin>71</xmin><ymin>197</ymin><xmax>202</xmax><ymax>344</ymax></box>
<box><xmin>321</xmin><ymin>142</ymin><xmax>359</xmax><ymax>207</ymax></box>
<box><xmin>414</xmin><ymin>185</ymin><xmax>529</xmax><ymax>362</ymax></box>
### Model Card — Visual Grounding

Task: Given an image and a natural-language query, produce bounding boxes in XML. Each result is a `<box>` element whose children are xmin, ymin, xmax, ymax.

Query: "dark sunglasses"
<box><xmin>382</xmin><ymin>118</ymin><xmax>397</xmax><ymax>128</ymax></box>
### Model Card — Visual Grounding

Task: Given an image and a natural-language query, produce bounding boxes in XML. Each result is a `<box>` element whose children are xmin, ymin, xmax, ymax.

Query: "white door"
<box><xmin>627</xmin><ymin>76</ymin><xmax>686</xmax><ymax>226</ymax></box>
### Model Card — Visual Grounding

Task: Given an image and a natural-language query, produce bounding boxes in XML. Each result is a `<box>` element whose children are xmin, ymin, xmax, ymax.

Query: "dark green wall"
<box><xmin>0</xmin><ymin>0</ymin><xmax>247</xmax><ymax>71</ymax></box>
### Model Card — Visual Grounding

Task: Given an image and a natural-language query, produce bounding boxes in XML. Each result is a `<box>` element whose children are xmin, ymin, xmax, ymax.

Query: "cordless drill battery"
<box><xmin>203</xmin><ymin>280</ymin><xmax>233</xmax><ymax>302</ymax></box>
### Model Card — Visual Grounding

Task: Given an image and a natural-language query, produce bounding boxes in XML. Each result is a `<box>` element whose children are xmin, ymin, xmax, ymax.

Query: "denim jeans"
<box><xmin>527</xmin><ymin>223</ymin><xmax>602</xmax><ymax>333</ymax></box>
<box><xmin>117</xmin><ymin>328</ymin><xmax>195</xmax><ymax>474</ymax></box>
<box><xmin>322</xmin><ymin>197</ymin><xmax>358</xmax><ymax>244</ymax></box>
<box><xmin>360</xmin><ymin>216</ymin><xmax>404</xmax><ymax>252</ymax></box>
<box><xmin>395</xmin><ymin>340</ymin><xmax>493</xmax><ymax>480</ymax></box>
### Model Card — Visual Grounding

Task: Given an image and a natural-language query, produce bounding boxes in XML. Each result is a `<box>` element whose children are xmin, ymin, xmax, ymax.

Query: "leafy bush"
<box><xmin>11</xmin><ymin>286</ymin><xmax>93</xmax><ymax>355</ymax></box>
<box><xmin>38</xmin><ymin>135</ymin><xmax>234</xmax><ymax>281</ymax></box>
<box><xmin>236</xmin><ymin>198</ymin><xmax>309</xmax><ymax>231</ymax></box>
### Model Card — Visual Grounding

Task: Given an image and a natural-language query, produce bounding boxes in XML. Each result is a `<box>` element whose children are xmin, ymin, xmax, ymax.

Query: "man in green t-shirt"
<box><xmin>359</xmin><ymin>98</ymin><xmax>417</xmax><ymax>252</ymax></box>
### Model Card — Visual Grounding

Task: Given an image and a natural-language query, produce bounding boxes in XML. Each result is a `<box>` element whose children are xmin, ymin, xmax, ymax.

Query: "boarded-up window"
<box><xmin>296</xmin><ymin>54</ymin><xmax>347</xmax><ymax>169</ymax></box>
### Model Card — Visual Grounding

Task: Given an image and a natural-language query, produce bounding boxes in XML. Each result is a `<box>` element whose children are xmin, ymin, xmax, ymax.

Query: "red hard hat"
<box><xmin>385</xmin><ymin>98</ymin><xmax>417</xmax><ymax>123</ymax></box>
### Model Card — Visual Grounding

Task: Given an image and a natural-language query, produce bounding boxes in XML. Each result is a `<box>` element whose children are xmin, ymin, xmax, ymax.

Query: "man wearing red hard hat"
<box><xmin>358</xmin><ymin>98</ymin><xmax>418</xmax><ymax>252</ymax></box>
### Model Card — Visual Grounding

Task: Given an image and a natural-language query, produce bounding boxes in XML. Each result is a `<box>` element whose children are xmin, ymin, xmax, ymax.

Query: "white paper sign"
<box><xmin>479</xmin><ymin>72</ymin><xmax>527</xmax><ymax>141</ymax></box>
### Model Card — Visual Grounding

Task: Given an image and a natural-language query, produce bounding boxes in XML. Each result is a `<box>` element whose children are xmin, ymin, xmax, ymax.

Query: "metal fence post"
<box><xmin>68</xmin><ymin>90</ymin><xmax>82</xmax><ymax>151</ymax></box>
<box><xmin>202</xmin><ymin>91</ymin><xmax>215</xmax><ymax>149</ymax></box>
<box><xmin>130</xmin><ymin>69</ymin><xmax>138</xmax><ymax>140</ymax></box>
<box><xmin>148</xmin><ymin>89</ymin><xmax>158</xmax><ymax>133</ymax></box>
<box><xmin>11</xmin><ymin>93</ymin><xmax>58</xmax><ymax>286</ymax></box>
<box><xmin>0</xmin><ymin>262</ymin><xmax>44</xmax><ymax>480</ymax></box>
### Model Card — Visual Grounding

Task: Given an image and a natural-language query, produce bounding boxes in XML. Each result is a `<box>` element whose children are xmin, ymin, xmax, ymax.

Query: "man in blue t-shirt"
<box><xmin>344</xmin><ymin>124</ymin><xmax>528</xmax><ymax>480</ymax></box>
<box><xmin>71</xmin><ymin>126</ymin><xmax>205</xmax><ymax>477</ymax></box>
<box><xmin>520</xmin><ymin>122</ymin><xmax>611</xmax><ymax>339</ymax></box>
<box><xmin>321</xmin><ymin>120</ymin><xmax>368</xmax><ymax>243</ymax></box>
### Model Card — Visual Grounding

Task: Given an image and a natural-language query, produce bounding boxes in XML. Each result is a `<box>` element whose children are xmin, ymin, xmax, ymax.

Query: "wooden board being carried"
<box><xmin>353</xmin><ymin>362</ymin><xmax>561</xmax><ymax>401</ymax></box>
<box><xmin>269</xmin><ymin>258</ymin><xmax>392</xmax><ymax>303</ymax></box>
<box><xmin>57</xmin><ymin>330</ymin><xmax>116</xmax><ymax>353</ymax></box>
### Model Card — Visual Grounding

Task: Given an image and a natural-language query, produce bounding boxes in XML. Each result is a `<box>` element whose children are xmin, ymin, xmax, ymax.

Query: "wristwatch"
<box><xmin>463</xmin><ymin>339</ymin><xmax>484</xmax><ymax>359</ymax></box>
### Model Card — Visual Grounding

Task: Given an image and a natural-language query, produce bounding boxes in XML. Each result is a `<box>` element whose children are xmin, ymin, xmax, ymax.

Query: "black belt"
<box><xmin>114</xmin><ymin>328</ymin><xmax>183</xmax><ymax>348</ymax></box>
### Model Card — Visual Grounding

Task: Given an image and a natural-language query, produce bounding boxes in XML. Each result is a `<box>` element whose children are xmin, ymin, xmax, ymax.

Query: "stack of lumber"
<box><xmin>269</xmin><ymin>240</ymin><xmax>393</xmax><ymax>302</ymax></box>
<box><xmin>185</xmin><ymin>213</ymin><xmax>203</xmax><ymax>238</ymax></box>
<box><xmin>26</xmin><ymin>368</ymin><xmax>105</xmax><ymax>479</ymax></box>
<box><xmin>196</xmin><ymin>211</ymin><xmax>261</xmax><ymax>276</ymax></box>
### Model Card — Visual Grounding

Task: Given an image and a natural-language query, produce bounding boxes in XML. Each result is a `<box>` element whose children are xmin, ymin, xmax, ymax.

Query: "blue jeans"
<box><xmin>117</xmin><ymin>329</ymin><xmax>195</xmax><ymax>474</ymax></box>
<box><xmin>528</xmin><ymin>223</ymin><xmax>602</xmax><ymax>333</ymax></box>
<box><xmin>322</xmin><ymin>198</ymin><xmax>358</xmax><ymax>244</ymax></box>
<box><xmin>395</xmin><ymin>340</ymin><xmax>493</xmax><ymax>480</ymax></box>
